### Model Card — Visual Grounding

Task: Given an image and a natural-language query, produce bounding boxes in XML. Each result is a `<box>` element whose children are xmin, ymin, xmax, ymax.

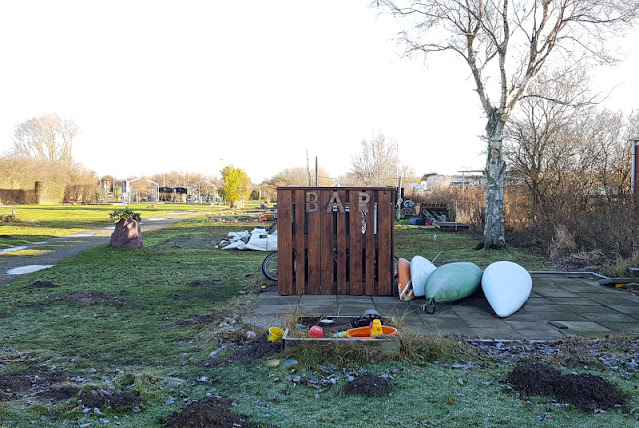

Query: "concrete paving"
<box><xmin>255</xmin><ymin>273</ymin><xmax>639</xmax><ymax>340</ymax></box>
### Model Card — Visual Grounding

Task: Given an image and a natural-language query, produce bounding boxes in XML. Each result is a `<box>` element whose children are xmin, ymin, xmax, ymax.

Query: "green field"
<box><xmin>0</xmin><ymin>205</ymin><xmax>636</xmax><ymax>427</ymax></box>
<box><xmin>0</xmin><ymin>203</ymin><xmax>236</xmax><ymax>249</ymax></box>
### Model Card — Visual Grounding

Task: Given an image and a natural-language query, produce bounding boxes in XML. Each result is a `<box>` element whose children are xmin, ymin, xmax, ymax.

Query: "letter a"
<box><xmin>326</xmin><ymin>191</ymin><xmax>345</xmax><ymax>213</ymax></box>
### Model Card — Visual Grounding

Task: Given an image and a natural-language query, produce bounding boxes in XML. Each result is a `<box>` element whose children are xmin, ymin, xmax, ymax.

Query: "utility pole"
<box><xmin>307</xmin><ymin>150</ymin><xmax>311</xmax><ymax>186</ymax></box>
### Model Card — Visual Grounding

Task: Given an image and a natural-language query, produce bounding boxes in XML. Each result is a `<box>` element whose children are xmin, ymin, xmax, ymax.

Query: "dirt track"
<box><xmin>0</xmin><ymin>214</ymin><xmax>197</xmax><ymax>286</ymax></box>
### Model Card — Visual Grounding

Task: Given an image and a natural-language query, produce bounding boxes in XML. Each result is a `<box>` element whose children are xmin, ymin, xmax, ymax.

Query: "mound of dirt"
<box><xmin>162</xmin><ymin>395</ymin><xmax>271</xmax><ymax>428</ymax></box>
<box><xmin>0</xmin><ymin>366</ymin><xmax>70</xmax><ymax>402</ymax></box>
<box><xmin>344</xmin><ymin>375</ymin><xmax>392</xmax><ymax>397</ymax></box>
<box><xmin>507</xmin><ymin>363</ymin><xmax>625</xmax><ymax>412</ymax></box>
<box><xmin>79</xmin><ymin>390</ymin><xmax>144</xmax><ymax>410</ymax></box>
<box><xmin>506</xmin><ymin>363</ymin><xmax>561</xmax><ymax>396</ymax></box>
<box><xmin>24</xmin><ymin>280</ymin><xmax>60</xmax><ymax>289</ymax></box>
<box><xmin>199</xmin><ymin>339</ymin><xmax>283</xmax><ymax>367</ymax></box>
<box><xmin>37</xmin><ymin>385</ymin><xmax>80</xmax><ymax>401</ymax></box>
<box><xmin>553</xmin><ymin>373</ymin><xmax>624</xmax><ymax>412</ymax></box>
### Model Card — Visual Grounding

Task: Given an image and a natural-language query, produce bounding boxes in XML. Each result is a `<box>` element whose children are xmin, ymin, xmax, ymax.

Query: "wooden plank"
<box><xmin>320</xmin><ymin>189</ymin><xmax>335</xmax><ymax>294</ymax></box>
<box><xmin>284</xmin><ymin>335</ymin><xmax>400</xmax><ymax>355</ymax></box>
<box><xmin>377</xmin><ymin>190</ymin><xmax>393</xmax><ymax>295</ymax></box>
<box><xmin>349</xmin><ymin>189</ymin><xmax>364</xmax><ymax>295</ymax></box>
<box><xmin>277</xmin><ymin>189</ymin><xmax>293</xmax><ymax>295</ymax></box>
<box><xmin>294</xmin><ymin>190</ymin><xmax>307</xmax><ymax>295</ymax></box>
<box><xmin>365</xmin><ymin>191</ymin><xmax>376</xmax><ymax>295</ymax></box>
<box><xmin>306</xmin><ymin>190</ymin><xmax>321</xmax><ymax>295</ymax></box>
<box><xmin>336</xmin><ymin>190</ymin><xmax>348</xmax><ymax>295</ymax></box>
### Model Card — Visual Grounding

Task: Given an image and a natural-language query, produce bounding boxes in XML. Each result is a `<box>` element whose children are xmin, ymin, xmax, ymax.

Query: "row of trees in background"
<box><xmin>505</xmin><ymin>71</ymin><xmax>639</xmax><ymax>213</ymax></box>
<box><xmin>411</xmin><ymin>89</ymin><xmax>639</xmax><ymax>263</ymax></box>
<box><xmin>501</xmin><ymin>69</ymin><xmax>639</xmax><ymax>260</ymax></box>
<box><xmin>260</xmin><ymin>131</ymin><xmax>417</xmax><ymax>201</ymax></box>
<box><xmin>1</xmin><ymin>114</ymin><xmax>93</xmax><ymax>203</ymax></box>
<box><xmin>12</xmin><ymin>114</ymin><xmax>78</xmax><ymax>164</ymax></box>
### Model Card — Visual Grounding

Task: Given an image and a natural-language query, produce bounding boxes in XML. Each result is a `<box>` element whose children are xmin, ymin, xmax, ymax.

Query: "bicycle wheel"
<box><xmin>262</xmin><ymin>251</ymin><xmax>278</xmax><ymax>281</ymax></box>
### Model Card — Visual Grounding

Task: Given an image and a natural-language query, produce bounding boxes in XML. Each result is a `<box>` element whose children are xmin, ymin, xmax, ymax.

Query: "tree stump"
<box><xmin>110</xmin><ymin>218</ymin><xmax>143</xmax><ymax>249</ymax></box>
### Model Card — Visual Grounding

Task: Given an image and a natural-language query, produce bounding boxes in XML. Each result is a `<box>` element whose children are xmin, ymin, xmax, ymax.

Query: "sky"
<box><xmin>0</xmin><ymin>1</ymin><xmax>637</xmax><ymax>184</ymax></box>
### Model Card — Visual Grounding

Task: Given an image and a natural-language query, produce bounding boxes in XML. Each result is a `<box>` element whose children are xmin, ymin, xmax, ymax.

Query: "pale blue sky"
<box><xmin>0</xmin><ymin>1</ymin><xmax>636</xmax><ymax>182</ymax></box>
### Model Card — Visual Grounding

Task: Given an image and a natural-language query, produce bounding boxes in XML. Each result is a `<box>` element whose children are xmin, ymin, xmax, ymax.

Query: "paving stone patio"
<box><xmin>255</xmin><ymin>273</ymin><xmax>639</xmax><ymax>339</ymax></box>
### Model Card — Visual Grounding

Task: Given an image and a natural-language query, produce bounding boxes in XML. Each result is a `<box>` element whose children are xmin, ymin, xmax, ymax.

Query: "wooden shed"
<box><xmin>276</xmin><ymin>187</ymin><xmax>396</xmax><ymax>296</ymax></box>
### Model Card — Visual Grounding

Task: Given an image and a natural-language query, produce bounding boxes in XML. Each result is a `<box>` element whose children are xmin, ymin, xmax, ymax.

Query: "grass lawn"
<box><xmin>0</xmin><ymin>203</ymin><xmax>242</xmax><ymax>249</ymax></box>
<box><xmin>0</xmin><ymin>206</ymin><xmax>636</xmax><ymax>427</ymax></box>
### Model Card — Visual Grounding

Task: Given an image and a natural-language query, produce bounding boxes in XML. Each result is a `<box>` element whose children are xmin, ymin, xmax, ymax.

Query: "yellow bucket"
<box><xmin>267</xmin><ymin>327</ymin><xmax>284</xmax><ymax>342</ymax></box>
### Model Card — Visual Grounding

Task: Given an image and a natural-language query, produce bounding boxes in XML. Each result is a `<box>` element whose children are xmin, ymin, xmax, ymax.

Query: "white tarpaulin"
<box><xmin>220</xmin><ymin>229</ymin><xmax>277</xmax><ymax>251</ymax></box>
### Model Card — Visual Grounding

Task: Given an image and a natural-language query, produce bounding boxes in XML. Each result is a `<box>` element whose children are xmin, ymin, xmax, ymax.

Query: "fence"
<box><xmin>276</xmin><ymin>187</ymin><xmax>396</xmax><ymax>296</ymax></box>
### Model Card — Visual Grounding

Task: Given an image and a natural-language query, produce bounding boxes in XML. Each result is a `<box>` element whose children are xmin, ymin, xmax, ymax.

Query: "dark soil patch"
<box><xmin>79</xmin><ymin>389</ymin><xmax>144</xmax><ymax>410</ymax></box>
<box><xmin>506</xmin><ymin>363</ymin><xmax>560</xmax><ymax>396</ymax></box>
<box><xmin>60</xmin><ymin>290</ymin><xmax>108</xmax><ymax>306</ymax></box>
<box><xmin>164</xmin><ymin>308</ymin><xmax>240</xmax><ymax>328</ymax></box>
<box><xmin>199</xmin><ymin>339</ymin><xmax>283</xmax><ymax>367</ymax></box>
<box><xmin>0</xmin><ymin>312</ymin><xmax>10</xmax><ymax>319</ymax></box>
<box><xmin>344</xmin><ymin>375</ymin><xmax>392</xmax><ymax>397</ymax></box>
<box><xmin>554</xmin><ymin>373</ymin><xmax>624</xmax><ymax>412</ymax></box>
<box><xmin>166</xmin><ymin>313</ymin><xmax>219</xmax><ymax>327</ymax></box>
<box><xmin>188</xmin><ymin>280</ymin><xmax>221</xmax><ymax>288</ymax></box>
<box><xmin>156</xmin><ymin>235</ymin><xmax>216</xmax><ymax>250</ymax></box>
<box><xmin>507</xmin><ymin>363</ymin><xmax>625</xmax><ymax>412</ymax></box>
<box><xmin>0</xmin><ymin>366</ymin><xmax>70</xmax><ymax>402</ymax></box>
<box><xmin>37</xmin><ymin>385</ymin><xmax>80</xmax><ymax>401</ymax></box>
<box><xmin>47</xmin><ymin>290</ymin><xmax>138</xmax><ymax>307</ymax></box>
<box><xmin>24</xmin><ymin>280</ymin><xmax>60</xmax><ymax>289</ymax></box>
<box><xmin>162</xmin><ymin>395</ymin><xmax>267</xmax><ymax>428</ymax></box>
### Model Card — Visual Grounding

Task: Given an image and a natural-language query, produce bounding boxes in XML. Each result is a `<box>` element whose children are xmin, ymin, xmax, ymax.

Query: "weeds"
<box><xmin>604</xmin><ymin>250</ymin><xmax>639</xmax><ymax>277</ymax></box>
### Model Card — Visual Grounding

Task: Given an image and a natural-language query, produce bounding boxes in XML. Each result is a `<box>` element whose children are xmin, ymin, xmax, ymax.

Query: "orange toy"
<box><xmin>397</xmin><ymin>258</ymin><xmax>415</xmax><ymax>301</ymax></box>
<box><xmin>346</xmin><ymin>319</ymin><xmax>398</xmax><ymax>338</ymax></box>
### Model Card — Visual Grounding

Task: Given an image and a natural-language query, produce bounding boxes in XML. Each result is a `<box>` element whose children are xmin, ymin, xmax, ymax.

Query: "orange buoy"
<box><xmin>397</xmin><ymin>258</ymin><xmax>414</xmax><ymax>301</ymax></box>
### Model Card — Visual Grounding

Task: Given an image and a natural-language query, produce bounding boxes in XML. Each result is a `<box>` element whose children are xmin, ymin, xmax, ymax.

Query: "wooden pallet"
<box><xmin>276</xmin><ymin>187</ymin><xmax>395</xmax><ymax>296</ymax></box>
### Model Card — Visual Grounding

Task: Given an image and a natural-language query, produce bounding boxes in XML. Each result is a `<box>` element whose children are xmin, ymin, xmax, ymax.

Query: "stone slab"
<box><xmin>554</xmin><ymin>321</ymin><xmax>611</xmax><ymax>336</ymax></box>
<box><xmin>258</xmin><ymin>296</ymin><xmax>301</xmax><ymax>306</ymax></box>
<box><xmin>299</xmin><ymin>295</ymin><xmax>337</xmax><ymax>305</ymax></box>
<box><xmin>336</xmin><ymin>296</ymin><xmax>375</xmax><ymax>304</ymax></box>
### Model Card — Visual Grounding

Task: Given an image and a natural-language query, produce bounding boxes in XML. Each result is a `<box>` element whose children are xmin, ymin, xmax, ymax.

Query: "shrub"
<box><xmin>109</xmin><ymin>207</ymin><xmax>141</xmax><ymax>223</ymax></box>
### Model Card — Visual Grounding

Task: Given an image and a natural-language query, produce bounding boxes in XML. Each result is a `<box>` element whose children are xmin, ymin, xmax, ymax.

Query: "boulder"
<box><xmin>110</xmin><ymin>218</ymin><xmax>143</xmax><ymax>249</ymax></box>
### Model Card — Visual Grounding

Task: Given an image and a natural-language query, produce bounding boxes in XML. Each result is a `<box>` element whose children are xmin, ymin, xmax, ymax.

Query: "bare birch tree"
<box><xmin>504</xmin><ymin>68</ymin><xmax>595</xmax><ymax>210</ymax></box>
<box><xmin>350</xmin><ymin>131</ymin><xmax>401</xmax><ymax>186</ymax></box>
<box><xmin>377</xmin><ymin>0</ymin><xmax>639</xmax><ymax>247</ymax></box>
<box><xmin>269</xmin><ymin>166</ymin><xmax>336</xmax><ymax>187</ymax></box>
<box><xmin>12</xmin><ymin>114</ymin><xmax>79</xmax><ymax>164</ymax></box>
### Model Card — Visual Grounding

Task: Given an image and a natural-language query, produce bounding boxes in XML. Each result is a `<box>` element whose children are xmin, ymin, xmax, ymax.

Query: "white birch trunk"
<box><xmin>483</xmin><ymin>109</ymin><xmax>507</xmax><ymax>248</ymax></box>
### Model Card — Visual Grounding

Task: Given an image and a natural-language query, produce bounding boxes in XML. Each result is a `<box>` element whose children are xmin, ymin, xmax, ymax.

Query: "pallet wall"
<box><xmin>276</xmin><ymin>187</ymin><xmax>395</xmax><ymax>296</ymax></box>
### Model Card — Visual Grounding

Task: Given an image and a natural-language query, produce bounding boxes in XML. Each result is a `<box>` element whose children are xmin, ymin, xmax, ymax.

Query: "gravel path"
<box><xmin>0</xmin><ymin>213</ymin><xmax>198</xmax><ymax>286</ymax></box>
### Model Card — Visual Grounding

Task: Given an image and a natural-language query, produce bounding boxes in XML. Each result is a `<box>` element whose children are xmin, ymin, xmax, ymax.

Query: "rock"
<box><xmin>266</xmin><ymin>359</ymin><xmax>281</xmax><ymax>368</ymax></box>
<box><xmin>110</xmin><ymin>218</ymin><xmax>143</xmax><ymax>249</ymax></box>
